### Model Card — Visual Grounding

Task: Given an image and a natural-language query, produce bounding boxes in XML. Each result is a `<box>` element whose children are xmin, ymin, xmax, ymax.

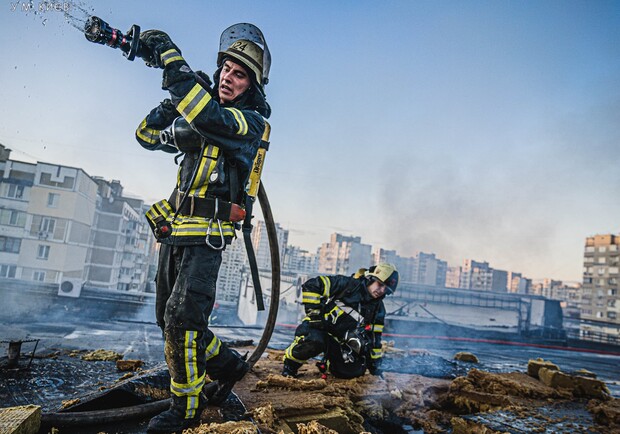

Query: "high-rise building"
<box><xmin>283</xmin><ymin>245</ymin><xmax>318</xmax><ymax>275</ymax></box>
<box><xmin>251</xmin><ymin>220</ymin><xmax>288</xmax><ymax>271</ymax></box>
<box><xmin>85</xmin><ymin>178</ymin><xmax>155</xmax><ymax>291</ymax></box>
<box><xmin>216</xmin><ymin>238</ymin><xmax>247</xmax><ymax>306</ymax></box>
<box><xmin>318</xmin><ymin>233</ymin><xmax>372</xmax><ymax>275</ymax></box>
<box><xmin>372</xmin><ymin>248</ymin><xmax>415</xmax><ymax>282</ymax></box>
<box><xmin>459</xmin><ymin>259</ymin><xmax>492</xmax><ymax>290</ymax></box>
<box><xmin>458</xmin><ymin>259</ymin><xmax>507</xmax><ymax>292</ymax></box>
<box><xmin>445</xmin><ymin>266</ymin><xmax>461</xmax><ymax>288</ymax></box>
<box><xmin>581</xmin><ymin>234</ymin><xmax>619</xmax><ymax>328</ymax></box>
<box><xmin>411</xmin><ymin>252</ymin><xmax>447</xmax><ymax>287</ymax></box>
<box><xmin>507</xmin><ymin>271</ymin><xmax>531</xmax><ymax>294</ymax></box>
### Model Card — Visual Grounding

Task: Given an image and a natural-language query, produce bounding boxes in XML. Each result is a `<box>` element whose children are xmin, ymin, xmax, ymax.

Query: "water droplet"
<box><xmin>42</xmin><ymin>19</ymin><xmax>47</xmax><ymax>26</ymax></box>
<box><xmin>14</xmin><ymin>66</ymin><xmax>17</xmax><ymax>70</ymax></box>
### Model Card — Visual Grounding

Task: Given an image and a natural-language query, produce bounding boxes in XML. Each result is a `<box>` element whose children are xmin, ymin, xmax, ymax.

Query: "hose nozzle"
<box><xmin>84</xmin><ymin>16</ymin><xmax>151</xmax><ymax>62</ymax></box>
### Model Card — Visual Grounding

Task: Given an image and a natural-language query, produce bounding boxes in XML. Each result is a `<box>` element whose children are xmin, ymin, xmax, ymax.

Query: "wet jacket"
<box><xmin>136</xmin><ymin>59</ymin><xmax>266</xmax><ymax>246</ymax></box>
<box><xmin>302</xmin><ymin>274</ymin><xmax>385</xmax><ymax>364</ymax></box>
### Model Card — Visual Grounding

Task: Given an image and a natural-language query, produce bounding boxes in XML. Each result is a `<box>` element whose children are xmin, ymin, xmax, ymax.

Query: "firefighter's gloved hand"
<box><xmin>306</xmin><ymin>308</ymin><xmax>324</xmax><ymax>330</ymax></box>
<box><xmin>139</xmin><ymin>29</ymin><xmax>181</xmax><ymax>68</ymax></box>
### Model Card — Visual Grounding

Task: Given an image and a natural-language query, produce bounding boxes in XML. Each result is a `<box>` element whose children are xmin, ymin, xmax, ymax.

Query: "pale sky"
<box><xmin>1</xmin><ymin>0</ymin><xmax>618</xmax><ymax>281</ymax></box>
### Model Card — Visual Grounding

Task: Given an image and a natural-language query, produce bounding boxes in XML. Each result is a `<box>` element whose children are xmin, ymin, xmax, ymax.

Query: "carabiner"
<box><xmin>205</xmin><ymin>199</ymin><xmax>225</xmax><ymax>250</ymax></box>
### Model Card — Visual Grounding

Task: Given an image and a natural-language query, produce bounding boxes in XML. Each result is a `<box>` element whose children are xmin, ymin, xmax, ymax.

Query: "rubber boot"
<box><xmin>206</xmin><ymin>354</ymin><xmax>250</xmax><ymax>406</ymax></box>
<box><xmin>282</xmin><ymin>359</ymin><xmax>302</xmax><ymax>378</ymax></box>
<box><xmin>146</xmin><ymin>396</ymin><xmax>203</xmax><ymax>434</ymax></box>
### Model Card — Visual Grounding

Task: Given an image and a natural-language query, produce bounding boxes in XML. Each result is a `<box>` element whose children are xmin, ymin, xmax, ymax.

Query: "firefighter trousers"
<box><xmin>156</xmin><ymin>243</ymin><xmax>241</xmax><ymax>418</ymax></box>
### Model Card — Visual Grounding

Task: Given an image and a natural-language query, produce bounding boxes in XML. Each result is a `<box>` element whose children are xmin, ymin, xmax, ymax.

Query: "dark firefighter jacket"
<box><xmin>135</xmin><ymin>55</ymin><xmax>266</xmax><ymax>246</ymax></box>
<box><xmin>302</xmin><ymin>274</ymin><xmax>385</xmax><ymax>364</ymax></box>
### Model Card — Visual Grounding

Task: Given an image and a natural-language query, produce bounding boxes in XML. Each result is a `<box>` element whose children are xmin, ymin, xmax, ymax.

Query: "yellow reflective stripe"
<box><xmin>372</xmin><ymin>324</ymin><xmax>384</xmax><ymax>333</ymax></box>
<box><xmin>284</xmin><ymin>336</ymin><xmax>305</xmax><ymax>364</ymax></box>
<box><xmin>302</xmin><ymin>292</ymin><xmax>321</xmax><ymax>304</ymax></box>
<box><xmin>185</xmin><ymin>395</ymin><xmax>199</xmax><ymax>418</ymax></box>
<box><xmin>177</xmin><ymin>83</ymin><xmax>212</xmax><ymax>124</ymax></box>
<box><xmin>170</xmin><ymin>373</ymin><xmax>206</xmax><ymax>395</ymax></box>
<box><xmin>205</xmin><ymin>336</ymin><xmax>221</xmax><ymax>361</ymax></box>
<box><xmin>161</xmin><ymin>48</ymin><xmax>183</xmax><ymax>65</ymax></box>
<box><xmin>184</xmin><ymin>331</ymin><xmax>198</xmax><ymax>386</ymax></box>
<box><xmin>224</xmin><ymin>107</ymin><xmax>248</xmax><ymax>135</ymax></box>
<box><xmin>170</xmin><ymin>221</ymin><xmax>235</xmax><ymax>237</ymax></box>
<box><xmin>192</xmin><ymin>145</ymin><xmax>219</xmax><ymax>196</ymax></box>
<box><xmin>136</xmin><ymin>119</ymin><xmax>160</xmax><ymax>144</ymax></box>
<box><xmin>320</xmin><ymin>276</ymin><xmax>331</xmax><ymax>298</ymax></box>
<box><xmin>370</xmin><ymin>349</ymin><xmax>382</xmax><ymax>359</ymax></box>
<box><xmin>324</xmin><ymin>305</ymin><xmax>343</xmax><ymax>323</ymax></box>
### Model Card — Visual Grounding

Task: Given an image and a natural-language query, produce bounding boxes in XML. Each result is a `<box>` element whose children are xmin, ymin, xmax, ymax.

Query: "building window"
<box><xmin>609</xmin><ymin>289</ymin><xmax>618</xmax><ymax>296</ymax></box>
<box><xmin>608</xmin><ymin>312</ymin><xmax>617</xmax><ymax>320</ymax></box>
<box><xmin>0</xmin><ymin>236</ymin><xmax>21</xmax><ymax>253</ymax></box>
<box><xmin>585</xmin><ymin>246</ymin><xmax>595</xmax><ymax>253</ymax></box>
<box><xmin>0</xmin><ymin>264</ymin><xmax>16</xmax><ymax>278</ymax></box>
<box><xmin>5</xmin><ymin>184</ymin><xmax>25</xmax><ymax>199</ymax></box>
<box><xmin>598</xmin><ymin>246</ymin><xmax>607</xmax><ymax>253</ymax></box>
<box><xmin>0</xmin><ymin>209</ymin><xmax>26</xmax><ymax>227</ymax></box>
<box><xmin>597</xmin><ymin>257</ymin><xmax>607</xmax><ymax>264</ymax></box>
<box><xmin>37</xmin><ymin>245</ymin><xmax>50</xmax><ymax>260</ymax></box>
<box><xmin>39</xmin><ymin>217</ymin><xmax>56</xmax><ymax>235</ymax></box>
<box><xmin>47</xmin><ymin>193</ymin><xmax>60</xmax><ymax>208</ymax></box>
<box><xmin>33</xmin><ymin>270</ymin><xmax>46</xmax><ymax>282</ymax></box>
<box><xmin>596</xmin><ymin>311</ymin><xmax>604</xmax><ymax>319</ymax></box>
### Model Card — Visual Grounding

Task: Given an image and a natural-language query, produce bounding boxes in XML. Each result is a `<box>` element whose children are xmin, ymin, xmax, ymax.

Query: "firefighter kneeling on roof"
<box><xmin>282</xmin><ymin>263</ymin><xmax>399</xmax><ymax>379</ymax></box>
<box><xmin>135</xmin><ymin>23</ymin><xmax>271</xmax><ymax>434</ymax></box>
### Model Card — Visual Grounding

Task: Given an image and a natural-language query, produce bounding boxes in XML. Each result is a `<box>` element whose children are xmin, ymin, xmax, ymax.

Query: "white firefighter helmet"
<box><xmin>366</xmin><ymin>263</ymin><xmax>399</xmax><ymax>295</ymax></box>
<box><xmin>218</xmin><ymin>23</ymin><xmax>271</xmax><ymax>89</ymax></box>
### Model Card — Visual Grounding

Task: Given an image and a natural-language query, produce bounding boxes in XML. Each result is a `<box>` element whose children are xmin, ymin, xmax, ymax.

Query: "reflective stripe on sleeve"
<box><xmin>136</xmin><ymin>118</ymin><xmax>160</xmax><ymax>144</ymax></box>
<box><xmin>205</xmin><ymin>335</ymin><xmax>221</xmax><ymax>361</ymax></box>
<box><xmin>224</xmin><ymin>107</ymin><xmax>248</xmax><ymax>135</ymax></box>
<box><xmin>302</xmin><ymin>292</ymin><xmax>321</xmax><ymax>304</ymax></box>
<box><xmin>161</xmin><ymin>48</ymin><xmax>183</xmax><ymax>66</ymax></box>
<box><xmin>177</xmin><ymin>83</ymin><xmax>212</xmax><ymax>124</ymax></box>
<box><xmin>319</xmin><ymin>276</ymin><xmax>331</xmax><ymax>298</ymax></box>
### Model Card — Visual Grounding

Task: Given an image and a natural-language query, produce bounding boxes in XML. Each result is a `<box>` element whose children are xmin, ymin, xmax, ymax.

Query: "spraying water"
<box><xmin>63</xmin><ymin>1</ymin><xmax>94</xmax><ymax>32</ymax></box>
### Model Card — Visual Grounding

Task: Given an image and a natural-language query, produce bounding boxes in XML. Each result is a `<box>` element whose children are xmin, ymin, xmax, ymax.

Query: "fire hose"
<box><xmin>41</xmin><ymin>18</ymin><xmax>280</xmax><ymax>428</ymax></box>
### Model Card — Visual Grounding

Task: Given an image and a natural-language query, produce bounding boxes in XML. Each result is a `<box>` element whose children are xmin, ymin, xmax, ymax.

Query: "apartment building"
<box><xmin>411</xmin><ymin>252</ymin><xmax>447</xmax><ymax>287</ymax></box>
<box><xmin>372</xmin><ymin>248</ymin><xmax>416</xmax><ymax>282</ymax></box>
<box><xmin>251</xmin><ymin>220</ymin><xmax>288</xmax><ymax>271</ymax></box>
<box><xmin>283</xmin><ymin>245</ymin><xmax>318</xmax><ymax>275</ymax></box>
<box><xmin>459</xmin><ymin>259</ymin><xmax>507</xmax><ymax>292</ymax></box>
<box><xmin>581</xmin><ymin>234</ymin><xmax>620</xmax><ymax>332</ymax></box>
<box><xmin>0</xmin><ymin>144</ymin><xmax>154</xmax><ymax>291</ymax></box>
<box><xmin>318</xmin><ymin>233</ymin><xmax>372</xmax><ymax>275</ymax></box>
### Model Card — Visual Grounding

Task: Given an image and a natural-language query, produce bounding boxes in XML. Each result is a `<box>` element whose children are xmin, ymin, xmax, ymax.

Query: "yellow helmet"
<box><xmin>218</xmin><ymin>23</ymin><xmax>271</xmax><ymax>90</ymax></box>
<box><xmin>218</xmin><ymin>39</ymin><xmax>264</xmax><ymax>85</ymax></box>
<box><xmin>366</xmin><ymin>263</ymin><xmax>399</xmax><ymax>295</ymax></box>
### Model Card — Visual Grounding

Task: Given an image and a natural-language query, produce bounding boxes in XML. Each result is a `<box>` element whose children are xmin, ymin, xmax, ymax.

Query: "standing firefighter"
<box><xmin>135</xmin><ymin>24</ymin><xmax>271</xmax><ymax>434</ymax></box>
<box><xmin>282</xmin><ymin>263</ymin><xmax>399</xmax><ymax>379</ymax></box>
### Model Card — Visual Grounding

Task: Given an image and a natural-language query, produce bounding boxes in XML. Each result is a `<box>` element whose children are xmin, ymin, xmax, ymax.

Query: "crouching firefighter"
<box><xmin>282</xmin><ymin>263</ymin><xmax>399</xmax><ymax>379</ymax></box>
<box><xmin>134</xmin><ymin>23</ymin><xmax>272</xmax><ymax>434</ymax></box>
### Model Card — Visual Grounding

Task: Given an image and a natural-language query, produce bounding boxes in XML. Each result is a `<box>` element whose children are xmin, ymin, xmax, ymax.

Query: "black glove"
<box><xmin>306</xmin><ymin>308</ymin><xmax>324</xmax><ymax>330</ymax></box>
<box><xmin>139</xmin><ymin>29</ymin><xmax>181</xmax><ymax>68</ymax></box>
